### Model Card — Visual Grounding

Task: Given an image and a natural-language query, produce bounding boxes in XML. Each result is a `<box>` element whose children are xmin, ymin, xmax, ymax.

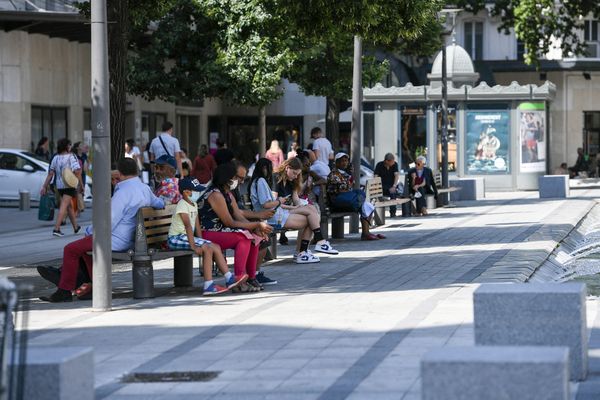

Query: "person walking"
<box><xmin>149</xmin><ymin>121</ymin><xmax>183</xmax><ymax>177</ymax></box>
<box><xmin>192</xmin><ymin>144</ymin><xmax>217</xmax><ymax>184</ymax></box>
<box><xmin>311</xmin><ymin>127</ymin><xmax>334</xmax><ymax>166</ymax></box>
<box><xmin>40</xmin><ymin>138</ymin><xmax>84</xmax><ymax>237</ymax></box>
<box><xmin>265</xmin><ymin>139</ymin><xmax>284</xmax><ymax>169</ymax></box>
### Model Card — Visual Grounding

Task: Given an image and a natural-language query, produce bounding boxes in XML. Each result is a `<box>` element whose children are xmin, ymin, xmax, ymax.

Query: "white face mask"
<box><xmin>190</xmin><ymin>192</ymin><xmax>201</xmax><ymax>203</ymax></box>
<box><xmin>229</xmin><ymin>179</ymin><xmax>238</xmax><ymax>190</ymax></box>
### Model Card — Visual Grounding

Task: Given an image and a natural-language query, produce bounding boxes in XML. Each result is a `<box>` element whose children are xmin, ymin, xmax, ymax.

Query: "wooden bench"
<box><xmin>364</xmin><ymin>177</ymin><xmax>410</xmax><ymax>225</ymax></box>
<box><xmin>433</xmin><ymin>172</ymin><xmax>460</xmax><ymax>207</ymax></box>
<box><xmin>113</xmin><ymin>204</ymin><xmax>195</xmax><ymax>299</ymax></box>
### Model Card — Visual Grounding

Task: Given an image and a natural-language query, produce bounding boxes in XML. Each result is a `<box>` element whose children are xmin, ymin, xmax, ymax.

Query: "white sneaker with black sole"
<box><xmin>313</xmin><ymin>240</ymin><xmax>339</xmax><ymax>255</ymax></box>
<box><xmin>295</xmin><ymin>250</ymin><xmax>320</xmax><ymax>264</ymax></box>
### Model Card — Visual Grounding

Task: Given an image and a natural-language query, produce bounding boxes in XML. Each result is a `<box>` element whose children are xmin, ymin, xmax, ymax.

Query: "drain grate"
<box><xmin>121</xmin><ymin>371</ymin><xmax>220</xmax><ymax>383</ymax></box>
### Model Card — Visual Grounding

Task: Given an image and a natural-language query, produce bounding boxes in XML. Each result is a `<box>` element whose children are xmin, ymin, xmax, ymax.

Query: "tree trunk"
<box><xmin>107</xmin><ymin>0</ymin><xmax>129</xmax><ymax>164</ymax></box>
<box><xmin>326</xmin><ymin>97</ymin><xmax>340</xmax><ymax>151</ymax></box>
<box><xmin>258</xmin><ymin>106</ymin><xmax>267</xmax><ymax>158</ymax></box>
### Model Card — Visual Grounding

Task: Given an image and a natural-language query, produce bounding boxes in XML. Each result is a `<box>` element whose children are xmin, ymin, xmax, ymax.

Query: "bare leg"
<box><xmin>67</xmin><ymin>200</ymin><xmax>78</xmax><ymax>229</ymax></box>
<box><xmin>288</xmin><ymin>206</ymin><xmax>320</xmax><ymax>230</ymax></box>
<box><xmin>54</xmin><ymin>194</ymin><xmax>71</xmax><ymax>231</ymax></box>
<box><xmin>256</xmin><ymin>247</ymin><xmax>267</xmax><ymax>271</ymax></box>
<box><xmin>197</xmin><ymin>244</ymin><xmax>214</xmax><ymax>282</ymax></box>
<box><xmin>210</xmin><ymin>243</ymin><xmax>231</xmax><ymax>276</ymax></box>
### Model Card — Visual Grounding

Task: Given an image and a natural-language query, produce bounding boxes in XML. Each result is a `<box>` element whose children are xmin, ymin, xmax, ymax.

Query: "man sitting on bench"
<box><xmin>374</xmin><ymin>153</ymin><xmax>401</xmax><ymax>218</ymax></box>
<box><xmin>38</xmin><ymin>158</ymin><xmax>165</xmax><ymax>302</ymax></box>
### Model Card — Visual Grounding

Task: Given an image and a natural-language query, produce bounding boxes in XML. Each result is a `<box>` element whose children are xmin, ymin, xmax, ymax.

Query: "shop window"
<box><xmin>31</xmin><ymin>106</ymin><xmax>68</xmax><ymax>154</ymax></box>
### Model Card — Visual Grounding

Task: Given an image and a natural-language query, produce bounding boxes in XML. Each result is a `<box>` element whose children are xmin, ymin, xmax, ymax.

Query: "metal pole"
<box><xmin>91</xmin><ymin>0</ymin><xmax>112</xmax><ymax>311</ymax></box>
<box><xmin>441</xmin><ymin>41</ymin><xmax>449</xmax><ymax>205</ymax></box>
<box><xmin>350</xmin><ymin>36</ymin><xmax>362</xmax><ymax>233</ymax></box>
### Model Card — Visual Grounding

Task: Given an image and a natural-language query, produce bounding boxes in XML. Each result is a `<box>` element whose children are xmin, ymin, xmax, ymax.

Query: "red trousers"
<box><xmin>58</xmin><ymin>235</ymin><xmax>93</xmax><ymax>291</ymax></box>
<box><xmin>202</xmin><ymin>231</ymin><xmax>258</xmax><ymax>279</ymax></box>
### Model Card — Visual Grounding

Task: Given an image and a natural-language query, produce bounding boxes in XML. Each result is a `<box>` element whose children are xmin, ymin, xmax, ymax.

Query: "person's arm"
<box><xmin>40</xmin><ymin>170</ymin><xmax>55</xmax><ymax>195</ymax></box>
<box><xmin>175</xmin><ymin>152</ymin><xmax>183</xmax><ymax>177</ymax></box>
<box><xmin>195</xmin><ymin>213</ymin><xmax>203</xmax><ymax>238</ymax></box>
<box><xmin>149</xmin><ymin>190</ymin><xmax>166</xmax><ymax>209</ymax></box>
<box><xmin>255</xmin><ymin>179</ymin><xmax>279</xmax><ymax>209</ymax></box>
<box><xmin>179</xmin><ymin>212</ymin><xmax>200</xmax><ymax>252</ymax></box>
<box><xmin>207</xmin><ymin>191</ymin><xmax>265</xmax><ymax>231</ymax></box>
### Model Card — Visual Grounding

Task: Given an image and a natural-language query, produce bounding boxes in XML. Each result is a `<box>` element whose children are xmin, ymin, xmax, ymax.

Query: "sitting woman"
<box><xmin>326</xmin><ymin>152</ymin><xmax>383</xmax><ymax>241</ymax></box>
<box><xmin>199</xmin><ymin>163</ymin><xmax>273</xmax><ymax>292</ymax></box>
<box><xmin>407</xmin><ymin>155</ymin><xmax>437</xmax><ymax>216</ymax></box>
<box><xmin>250</xmin><ymin>158</ymin><xmax>338</xmax><ymax>264</ymax></box>
<box><xmin>275</xmin><ymin>157</ymin><xmax>339</xmax><ymax>256</ymax></box>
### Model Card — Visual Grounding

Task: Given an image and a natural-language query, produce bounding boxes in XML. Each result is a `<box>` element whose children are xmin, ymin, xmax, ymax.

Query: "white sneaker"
<box><xmin>295</xmin><ymin>250</ymin><xmax>320</xmax><ymax>264</ymax></box>
<box><xmin>313</xmin><ymin>240</ymin><xmax>339</xmax><ymax>255</ymax></box>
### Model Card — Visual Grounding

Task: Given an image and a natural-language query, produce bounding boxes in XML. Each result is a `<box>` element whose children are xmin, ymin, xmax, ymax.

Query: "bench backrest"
<box><xmin>434</xmin><ymin>172</ymin><xmax>442</xmax><ymax>187</ymax></box>
<box><xmin>134</xmin><ymin>204</ymin><xmax>177</xmax><ymax>255</ymax></box>
<box><xmin>365</xmin><ymin>177</ymin><xmax>383</xmax><ymax>203</ymax></box>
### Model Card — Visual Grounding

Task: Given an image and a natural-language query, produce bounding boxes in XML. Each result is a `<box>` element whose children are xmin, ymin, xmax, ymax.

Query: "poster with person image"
<box><xmin>518</xmin><ymin>103</ymin><xmax>546</xmax><ymax>172</ymax></box>
<box><xmin>466</xmin><ymin>109</ymin><xmax>510</xmax><ymax>174</ymax></box>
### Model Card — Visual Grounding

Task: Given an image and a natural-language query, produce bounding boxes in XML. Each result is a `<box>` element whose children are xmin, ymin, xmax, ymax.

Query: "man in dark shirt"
<box><xmin>214</xmin><ymin>139</ymin><xmax>235</xmax><ymax>165</ymax></box>
<box><xmin>374</xmin><ymin>153</ymin><xmax>401</xmax><ymax>217</ymax></box>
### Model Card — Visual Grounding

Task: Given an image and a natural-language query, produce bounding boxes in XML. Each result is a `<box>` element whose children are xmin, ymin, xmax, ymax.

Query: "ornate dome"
<box><xmin>428</xmin><ymin>43</ymin><xmax>480</xmax><ymax>88</ymax></box>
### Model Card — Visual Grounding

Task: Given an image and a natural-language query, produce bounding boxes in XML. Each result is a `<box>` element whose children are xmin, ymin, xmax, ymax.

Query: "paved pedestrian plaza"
<box><xmin>4</xmin><ymin>191</ymin><xmax>600</xmax><ymax>399</ymax></box>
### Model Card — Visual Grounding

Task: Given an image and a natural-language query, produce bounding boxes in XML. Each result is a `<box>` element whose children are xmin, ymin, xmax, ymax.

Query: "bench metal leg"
<box><xmin>349</xmin><ymin>214</ymin><xmax>359</xmax><ymax>234</ymax></box>
<box><xmin>269</xmin><ymin>235</ymin><xmax>278</xmax><ymax>259</ymax></box>
<box><xmin>174</xmin><ymin>254</ymin><xmax>194</xmax><ymax>287</ymax></box>
<box><xmin>374</xmin><ymin>207</ymin><xmax>385</xmax><ymax>226</ymax></box>
<box><xmin>132</xmin><ymin>259</ymin><xmax>154</xmax><ymax>299</ymax></box>
<box><xmin>320</xmin><ymin>217</ymin><xmax>329</xmax><ymax>240</ymax></box>
<box><xmin>332</xmin><ymin>217</ymin><xmax>345</xmax><ymax>239</ymax></box>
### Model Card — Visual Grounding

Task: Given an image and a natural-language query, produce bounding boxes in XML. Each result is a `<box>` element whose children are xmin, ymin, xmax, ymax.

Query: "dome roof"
<box><xmin>428</xmin><ymin>43</ymin><xmax>479</xmax><ymax>88</ymax></box>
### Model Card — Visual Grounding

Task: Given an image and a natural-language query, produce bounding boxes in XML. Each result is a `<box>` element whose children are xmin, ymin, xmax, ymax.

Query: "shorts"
<box><xmin>267</xmin><ymin>208</ymin><xmax>290</xmax><ymax>229</ymax></box>
<box><xmin>168</xmin><ymin>234</ymin><xmax>211</xmax><ymax>250</ymax></box>
<box><xmin>58</xmin><ymin>188</ymin><xmax>77</xmax><ymax>198</ymax></box>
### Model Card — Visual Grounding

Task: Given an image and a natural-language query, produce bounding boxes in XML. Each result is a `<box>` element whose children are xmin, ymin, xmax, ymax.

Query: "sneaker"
<box><xmin>256</xmin><ymin>271</ymin><xmax>277</xmax><ymax>285</ymax></box>
<box><xmin>39</xmin><ymin>288</ymin><xmax>72</xmax><ymax>303</ymax></box>
<box><xmin>247</xmin><ymin>278</ymin><xmax>264</xmax><ymax>291</ymax></box>
<box><xmin>52</xmin><ymin>230</ymin><xmax>64</xmax><ymax>237</ymax></box>
<box><xmin>225</xmin><ymin>274</ymin><xmax>248</xmax><ymax>290</ymax></box>
<box><xmin>313</xmin><ymin>240</ymin><xmax>339</xmax><ymax>255</ymax></box>
<box><xmin>74</xmin><ymin>225</ymin><xmax>82</xmax><ymax>234</ymax></box>
<box><xmin>203</xmin><ymin>283</ymin><xmax>229</xmax><ymax>296</ymax></box>
<box><xmin>295</xmin><ymin>250</ymin><xmax>320</xmax><ymax>264</ymax></box>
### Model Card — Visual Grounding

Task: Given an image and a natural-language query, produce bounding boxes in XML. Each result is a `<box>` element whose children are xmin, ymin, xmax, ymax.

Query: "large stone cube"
<box><xmin>474</xmin><ymin>283</ymin><xmax>587</xmax><ymax>380</ymax></box>
<box><xmin>539</xmin><ymin>175</ymin><xmax>569</xmax><ymax>198</ymax></box>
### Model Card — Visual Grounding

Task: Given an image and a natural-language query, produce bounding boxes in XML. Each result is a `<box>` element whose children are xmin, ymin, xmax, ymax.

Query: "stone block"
<box><xmin>421</xmin><ymin>346</ymin><xmax>569</xmax><ymax>400</ymax></box>
<box><xmin>13</xmin><ymin>346</ymin><xmax>94</xmax><ymax>400</ymax></box>
<box><xmin>449</xmin><ymin>177</ymin><xmax>485</xmax><ymax>201</ymax></box>
<box><xmin>474</xmin><ymin>283</ymin><xmax>587</xmax><ymax>380</ymax></box>
<box><xmin>539</xmin><ymin>175</ymin><xmax>569</xmax><ymax>198</ymax></box>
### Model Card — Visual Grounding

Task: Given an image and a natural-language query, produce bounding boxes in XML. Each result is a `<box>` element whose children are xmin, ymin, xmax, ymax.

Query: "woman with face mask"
<box><xmin>199</xmin><ymin>163</ymin><xmax>274</xmax><ymax>292</ymax></box>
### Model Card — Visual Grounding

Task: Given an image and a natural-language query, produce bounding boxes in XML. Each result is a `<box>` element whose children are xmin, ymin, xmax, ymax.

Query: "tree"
<box><xmin>455</xmin><ymin>0</ymin><xmax>600</xmax><ymax>65</ymax></box>
<box><xmin>280</xmin><ymin>0</ymin><xmax>444</xmax><ymax>148</ymax></box>
<box><xmin>76</xmin><ymin>1</ymin><xmax>175</xmax><ymax>163</ymax></box>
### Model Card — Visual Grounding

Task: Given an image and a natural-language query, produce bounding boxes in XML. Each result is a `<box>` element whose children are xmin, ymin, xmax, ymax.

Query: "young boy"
<box><xmin>168</xmin><ymin>177</ymin><xmax>247</xmax><ymax>295</ymax></box>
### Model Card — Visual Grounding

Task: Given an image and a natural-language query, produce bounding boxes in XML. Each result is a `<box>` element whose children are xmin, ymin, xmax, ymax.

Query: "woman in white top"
<box><xmin>40</xmin><ymin>138</ymin><xmax>84</xmax><ymax>237</ymax></box>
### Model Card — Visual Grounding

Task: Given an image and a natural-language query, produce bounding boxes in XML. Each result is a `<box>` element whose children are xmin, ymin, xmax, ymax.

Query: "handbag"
<box><xmin>332</xmin><ymin>189</ymin><xmax>365</xmax><ymax>212</ymax></box>
<box><xmin>61</xmin><ymin>156</ymin><xmax>79</xmax><ymax>188</ymax></box>
<box><xmin>38</xmin><ymin>194</ymin><xmax>55</xmax><ymax>221</ymax></box>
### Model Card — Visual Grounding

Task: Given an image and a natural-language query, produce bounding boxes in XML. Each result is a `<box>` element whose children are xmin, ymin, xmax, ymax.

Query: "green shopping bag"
<box><xmin>38</xmin><ymin>194</ymin><xmax>55</xmax><ymax>221</ymax></box>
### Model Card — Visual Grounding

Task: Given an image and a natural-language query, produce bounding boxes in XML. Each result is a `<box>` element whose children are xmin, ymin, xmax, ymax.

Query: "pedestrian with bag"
<box><xmin>149</xmin><ymin>121</ymin><xmax>184</xmax><ymax>178</ymax></box>
<box><xmin>40</xmin><ymin>138</ymin><xmax>83</xmax><ymax>237</ymax></box>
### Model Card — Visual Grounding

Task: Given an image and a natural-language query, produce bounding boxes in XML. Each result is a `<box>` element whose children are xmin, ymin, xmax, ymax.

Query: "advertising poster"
<box><xmin>465</xmin><ymin>109</ymin><xmax>510</xmax><ymax>174</ymax></box>
<box><xmin>518</xmin><ymin>102</ymin><xmax>546</xmax><ymax>173</ymax></box>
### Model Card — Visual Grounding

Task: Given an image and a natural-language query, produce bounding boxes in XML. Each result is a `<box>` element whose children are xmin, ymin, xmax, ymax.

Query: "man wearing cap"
<box><xmin>154</xmin><ymin>154</ymin><xmax>181</xmax><ymax>205</ymax></box>
<box><xmin>374</xmin><ymin>153</ymin><xmax>401</xmax><ymax>218</ymax></box>
<box><xmin>38</xmin><ymin>158</ymin><xmax>165</xmax><ymax>302</ymax></box>
<box><xmin>327</xmin><ymin>153</ymin><xmax>382</xmax><ymax>241</ymax></box>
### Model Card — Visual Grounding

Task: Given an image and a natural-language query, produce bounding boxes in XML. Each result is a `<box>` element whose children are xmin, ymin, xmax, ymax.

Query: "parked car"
<box><xmin>0</xmin><ymin>149</ymin><xmax>49</xmax><ymax>201</ymax></box>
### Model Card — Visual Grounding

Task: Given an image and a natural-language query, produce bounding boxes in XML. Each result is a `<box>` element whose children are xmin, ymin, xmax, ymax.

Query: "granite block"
<box><xmin>12</xmin><ymin>346</ymin><xmax>94</xmax><ymax>400</ymax></box>
<box><xmin>421</xmin><ymin>345</ymin><xmax>569</xmax><ymax>400</ymax></box>
<box><xmin>539</xmin><ymin>175</ymin><xmax>569</xmax><ymax>198</ymax></box>
<box><xmin>449</xmin><ymin>178</ymin><xmax>485</xmax><ymax>201</ymax></box>
<box><xmin>474</xmin><ymin>283</ymin><xmax>587</xmax><ymax>380</ymax></box>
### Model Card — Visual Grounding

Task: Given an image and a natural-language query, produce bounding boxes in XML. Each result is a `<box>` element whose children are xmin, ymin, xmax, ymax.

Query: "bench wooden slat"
<box><xmin>144</xmin><ymin>225</ymin><xmax>171</xmax><ymax>236</ymax></box>
<box><xmin>143</xmin><ymin>218</ymin><xmax>174</xmax><ymax>228</ymax></box>
<box><xmin>142</xmin><ymin>205</ymin><xmax>177</xmax><ymax>218</ymax></box>
<box><xmin>146</xmin><ymin>234</ymin><xmax>169</xmax><ymax>245</ymax></box>
<box><xmin>374</xmin><ymin>198</ymin><xmax>410</xmax><ymax>207</ymax></box>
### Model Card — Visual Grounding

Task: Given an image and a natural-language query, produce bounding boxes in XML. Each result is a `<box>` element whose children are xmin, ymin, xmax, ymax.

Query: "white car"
<box><xmin>0</xmin><ymin>149</ymin><xmax>49</xmax><ymax>201</ymax></box>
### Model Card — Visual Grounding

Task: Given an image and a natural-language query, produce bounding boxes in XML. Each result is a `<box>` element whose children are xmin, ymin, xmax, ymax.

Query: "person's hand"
<box><xmin>389</xmin><ymin>187</ymin><xmax>397</xmax><ymax>194</ymax></box>
<box><xmin>258</xmin><ymin>209</ymin><xmax>275</xmax><ymax>220</ymax></box>
<box><xmin>413</xmin><ymin>185</ymin><xmax>419</xmax><ymax>191</ymax></box>
<box><xmin>258</xmin><ymin>222</ymin><xmax>273</xmax><ymax>234</ymax></box>
<box><xmin>40</xmin><ymin>186</ymin><xmax>47</xmax><ymax>196</ymax></box>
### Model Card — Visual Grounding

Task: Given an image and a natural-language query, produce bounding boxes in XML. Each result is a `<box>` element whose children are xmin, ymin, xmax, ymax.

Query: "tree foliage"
<box><xmin>455</xmin><ymin>0</ymin><xmax>600</xmax><ymax>65</ymax></box>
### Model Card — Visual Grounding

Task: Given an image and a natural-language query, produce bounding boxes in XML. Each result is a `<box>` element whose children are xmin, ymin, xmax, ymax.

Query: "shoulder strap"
<box><xmin>158</xmin><ymin>135</ymin><xmax>171</xmax><ymax>157</ymax></box>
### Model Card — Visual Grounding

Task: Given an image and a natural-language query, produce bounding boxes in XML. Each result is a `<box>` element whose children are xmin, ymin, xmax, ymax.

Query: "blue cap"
<box><xmin>179</xmin><ymin>177</ymin><xmax>205</xmax><ymax>193</ymax></box>
<box><xmin>155</xmin><ymin>154</ymin><xmax>176</xmax><ymax>169</ymax></box>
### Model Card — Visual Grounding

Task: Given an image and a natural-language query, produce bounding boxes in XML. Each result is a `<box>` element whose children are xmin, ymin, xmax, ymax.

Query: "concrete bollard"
<box><xmin>421</xmin><ymin>346</ymin><xmax>570</xmax><ymax>400</ymax></box>
<box><xmin>18</xmin><ymin>190</ymin><xmax>30</xmax><ymax>211</ymax></box>
<box><xmin>473</xmin><ymin>282</ymin><xmax>587</xmax><ymax>380</ymax></box>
